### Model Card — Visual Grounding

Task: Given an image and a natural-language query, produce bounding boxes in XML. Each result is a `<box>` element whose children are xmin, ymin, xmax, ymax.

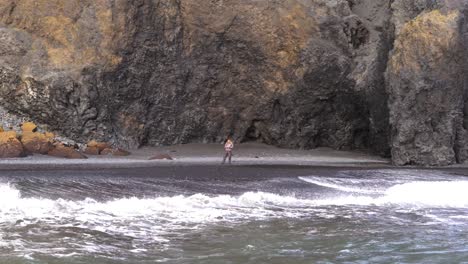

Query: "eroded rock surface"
<box><xmin>0</xmin><ymin>0</ymin><xmax>390</xmax><ymax>152</ymax></box>
<box><xmin>387</xmin><ymin>10</ymin><xmax>465</xmax><ymax>165</ymax></box>
<box><xmin>387</xmin><ymin>2</ymin><xmax>468</xmax><ymax>165</ymax></box>
<box><xmin>0</xmin><ymin>0</ymin><xmax>467</xmax><ymax>165</ymax></box>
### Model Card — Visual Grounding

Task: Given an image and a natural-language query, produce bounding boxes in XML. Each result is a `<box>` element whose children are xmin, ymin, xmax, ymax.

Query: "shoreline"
<box><xmin>0</xmin><ymin>143</ymin><xmax>391</xmax><ymax>170</ymax></box>
<box><xmin>0</xmin><ymin>142</ymin><xmax>466</xmax><ymax>171</ymax></box>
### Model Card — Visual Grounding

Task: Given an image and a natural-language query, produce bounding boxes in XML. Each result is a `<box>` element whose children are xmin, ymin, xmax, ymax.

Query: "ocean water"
<box><xmin>0</xmin><ymin>167</ymin><xmax>467</xmax><ymax>263</ymax></box>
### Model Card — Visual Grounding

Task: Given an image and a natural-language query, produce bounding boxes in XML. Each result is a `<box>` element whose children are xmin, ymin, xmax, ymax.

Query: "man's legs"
<box><xmin>222</xmin><ymin>152</ymin><xmax>228</xmax><ymax>164</ymax></box>
<box><xmin>228</xmin><ymin>151</ymin><xmax>232</xmax><ymax>164</ymax></box>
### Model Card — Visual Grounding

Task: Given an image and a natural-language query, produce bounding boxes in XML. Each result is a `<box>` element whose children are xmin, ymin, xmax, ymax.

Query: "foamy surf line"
<box><xmin>1</xmin><ymin>180</ymin><xmax>468</xmax><ymax>225</ymax></box>
<box><xmin>298</xmin><ymin>176</ymin><xmax>384</xmax><ymax>194</ymax></box>
<box><xmin>299</xmin><ymin>176</ymin><xmax>468</xmax><ymax>208</ymax></box>
<box><xmin>1</xmin><ymin>181</ymin><xmax>468</xmax><ymax>257</ymax></box>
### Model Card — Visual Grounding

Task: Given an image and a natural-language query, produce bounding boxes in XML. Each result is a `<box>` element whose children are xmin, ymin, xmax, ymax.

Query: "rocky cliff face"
<box><xmin>387</xmin><ymin>9</ymin><xmax>465</xmax><ymax>165</ymax></box>
<box><xmin>0</xmin><ymin>0</ymin><xmax>467</xmax><ymax>166</ymax></box>
<box><xmin>387</xmin><ymin>0</ymin><xmax>468</xmax><ymax>165</ymax></box>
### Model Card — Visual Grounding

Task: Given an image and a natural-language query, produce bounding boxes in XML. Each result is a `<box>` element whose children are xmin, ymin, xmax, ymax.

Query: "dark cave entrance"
<box><xmin>242</xmin><ymin>120</ymin><xmax>267</xmax><ymax>144</ymax></box>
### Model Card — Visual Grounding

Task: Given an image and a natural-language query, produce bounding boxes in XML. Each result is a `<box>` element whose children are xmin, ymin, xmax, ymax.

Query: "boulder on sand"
<box><xmin>21</xmin><ymin>131</ymin><xmax>54</xmax><ymax>154</ymax></box>
<box><xmin>84</xmin><ymin>140</ymin><xmax>114</xmax><ymax>155</ymax></box>
<box><xmin>19</xmin><ymin>122</ymin><xmax>55</xmax><ymax>155</ymax></box>
<box><xmin>149</xmin><ymin>154</ymin><xmax>173</xmax><ymax>160</ymax></box>
<box><xmin>0</xmin><ymin>131</ymin><xmax>25</xmax><ymax>158</ymax></box>
<box><xmin>87</xmin><ymin>140</ymin><xmax>111</xmax><ymax>153</ymax></box>
<box><xmin>48</xmin><ymin>143</ymin><xmax>87</xmax><ymax>159</ymax></box>
<box><xmin>83</xmin><ymin>146</ymin><xmax>100</xmax><ymax>155</ymax></box>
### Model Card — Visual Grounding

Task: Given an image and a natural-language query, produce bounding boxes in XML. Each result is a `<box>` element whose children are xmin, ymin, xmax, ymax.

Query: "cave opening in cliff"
<box><xmin>242</xmin><ymin>120</ymin><xmax>266</xmax><ymax>144</ymax></box>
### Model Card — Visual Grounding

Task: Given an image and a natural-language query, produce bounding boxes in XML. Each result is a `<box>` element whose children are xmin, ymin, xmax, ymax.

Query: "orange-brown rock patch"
<box><xmin>21</xmin><ymin>131</ymin><xmax>54</xmax><ymax>154</ymax></box>
<box><xmin>83</xmin><ymin>146</ymin><xmax>100</xmax><ymax>155</ymax></box>
<box><xmin>21</xmin><ymin>122</ymin><xmax>38</xmax><ymax>132</ymax></box>
<box><xmin>87</xmin><ymin>140</ymin><xmax>111</xmax><ymax>153</ymax></box>
<box><xmin>0</xmin><ymin>131</ymin><xmax>24</xmax><ymax>158</ymax></box>
<box><xmin>48</xmin><ymin>144</ymin><xmax>87</xmax><ymax>159</ymax></box>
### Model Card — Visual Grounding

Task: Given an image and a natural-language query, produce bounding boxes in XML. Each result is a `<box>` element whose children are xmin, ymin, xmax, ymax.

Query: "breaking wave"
<box><xmin>1</xmin><ymin>178</ymin><xmax>468</xmax><ymax>228</ymax></box>
<box><xmin>299</xmin><ymin>176</ymin><xmax>468</xmax><ymax>208</ymax></box>
<box><xmin>1</xmin><ymin>176</ymin><xmax>468</xmax><ymax>259</ymax></box>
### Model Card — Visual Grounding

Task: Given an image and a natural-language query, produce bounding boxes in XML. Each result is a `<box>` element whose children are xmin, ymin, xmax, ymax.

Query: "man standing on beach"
<box><xmin>222</xmin><ymin>136</ymin><xmax>234</xmax><ymax>165</ymax></box>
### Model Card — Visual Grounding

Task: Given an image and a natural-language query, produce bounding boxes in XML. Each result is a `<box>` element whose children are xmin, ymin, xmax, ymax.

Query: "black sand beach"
<box><xmin>0</xmin><ymin>143</ymin><xmax>389</xmax><ymax>170</ymax></box>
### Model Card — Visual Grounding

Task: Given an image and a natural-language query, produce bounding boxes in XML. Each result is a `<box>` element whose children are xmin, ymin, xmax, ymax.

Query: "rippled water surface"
<box><xmin>0</xmin><ymin>166</ymin><xmax>468</xmax><ymax>263</ymax></box>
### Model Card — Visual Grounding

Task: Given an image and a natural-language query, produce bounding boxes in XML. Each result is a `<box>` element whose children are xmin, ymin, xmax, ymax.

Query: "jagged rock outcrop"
<box><xmin>0</xmin><ymin>0</ymin><xmax>468</xmax><ymax>166</ymax></box>
<box><xmin>387</xmin><ymin>9</ymin><xmax>465</xmax><ymax>166</ymax></box>
<box><xmin>386</xmin><ymin>1</ymin><xmax>468</xmax><ymax>165</ymax></box>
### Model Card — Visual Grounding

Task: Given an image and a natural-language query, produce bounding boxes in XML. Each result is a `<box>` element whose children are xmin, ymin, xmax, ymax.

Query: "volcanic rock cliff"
<box><xmin>0</xmin><ymin>0</ymin><xmax>467</xmax><ymax>166</ymax></box>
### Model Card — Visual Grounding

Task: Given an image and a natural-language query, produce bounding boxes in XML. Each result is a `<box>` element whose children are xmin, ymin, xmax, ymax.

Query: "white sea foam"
<box><xmin>1</xmin><ymin>179</ymin><xmax>467</xmax><ymax>230</ymax></box>
<box><xmin>1</xmin><ymin>180</ymin><xmax>467</xmax><ymax>257</ymax></box>
<box><xmin>299</xmin><ymin>176</ymin><xmax>468</xmax><ymax>208</ymax></box>
<box><xmin>298</xmin><ymin>176</ymin><xmax>384</xmax><ymax>194</ymax></box>
<box><xmin>378</xmin><ymin>181</ymin><xmax>468</xmax><ymax>207</ymax></box>
<box><xmin>0</xmin><ymin>185</ymin><xmax>303</xmax><ymax>227</ymax></box>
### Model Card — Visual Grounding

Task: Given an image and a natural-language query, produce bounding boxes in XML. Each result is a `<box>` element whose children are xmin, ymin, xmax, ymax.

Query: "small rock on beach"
<box><xmin>149</xmin><ymin>154</ymin><xmax>173</xmax><ymax>160</ymax></box>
